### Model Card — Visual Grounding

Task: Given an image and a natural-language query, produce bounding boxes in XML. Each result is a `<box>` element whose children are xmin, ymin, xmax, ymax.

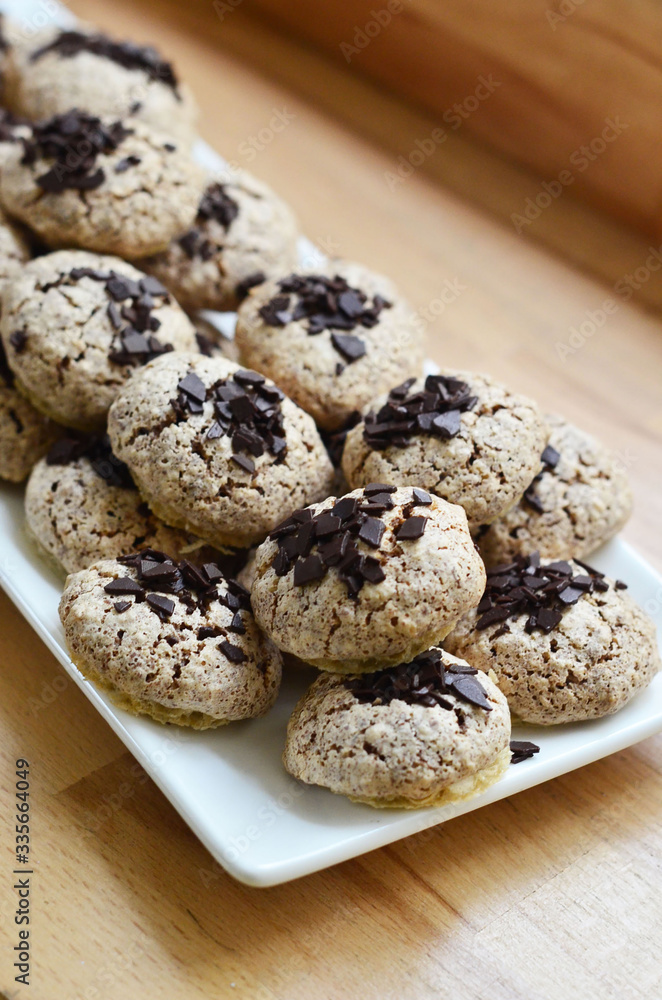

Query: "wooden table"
<box><xmin>1</xmin><ymin>1</ymin><xmax>661</xmax><ymax>997</ymax></box>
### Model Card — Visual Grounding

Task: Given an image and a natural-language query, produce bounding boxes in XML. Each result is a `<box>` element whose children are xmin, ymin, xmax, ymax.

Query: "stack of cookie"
<box><xmin>0</xmin><ymin>15</ymin><xmax>657</xmax><ymax>810</ymax></box>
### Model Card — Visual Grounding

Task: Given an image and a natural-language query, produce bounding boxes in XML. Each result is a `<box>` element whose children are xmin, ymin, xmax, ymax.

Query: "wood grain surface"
<box><xmin>0</xmin><ymin>2</ymin><xmax>661</xmax><ymax>998</ymax></box>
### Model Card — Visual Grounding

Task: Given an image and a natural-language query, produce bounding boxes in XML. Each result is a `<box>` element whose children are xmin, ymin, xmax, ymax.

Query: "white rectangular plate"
<box><xmin>3</xmin><ymin>0</ymin><xmax>662</xmax><ymax>888</ymax></box>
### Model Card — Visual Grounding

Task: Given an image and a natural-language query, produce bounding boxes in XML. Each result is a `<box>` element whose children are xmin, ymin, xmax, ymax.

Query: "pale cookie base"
<box><xmin>310</xmin><ymin>620</ymin><xmax>457</xmax><ymax>674</ymax></box>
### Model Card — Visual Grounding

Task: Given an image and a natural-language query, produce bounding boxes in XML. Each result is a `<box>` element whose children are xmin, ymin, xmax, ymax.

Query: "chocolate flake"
<box><xmin>258</xmin><ymin>273</ymin><xmax>392</xmax><ymax>366</ymax></box>
<box><xmin>113</xmin><ymin>600</ymin><xmax>131</xmax><ymax>613</ymax></box>
<box><xmin>363</xmin><ymin>374</ymin><xmax>477</xmax><ymax>451</ymax></box>
<box><xmin>475</xmin><ymin>552</ymin><xmax>619</xmax><ymax>635</ymax></box>
<box><xmin>236</xmin><ymin>271</ymin><xmax>266</xmax><ymax>301</ymax></box>
<box><xmin>46</xmin><ymin>433</ymin><xmax>135</xmax><ymax>489</ymax></box>
<box><xmin>510</xmin><ymin>740</ymin><xmax>540</xmax><ymax>764</ymax></box>
<box><xmin>178</xmin><ymin>183</ymin><xmax>239</xmax><ymax>260</ymax></box>
<box><xmin>346</xmin><ymin>646</ymin><xmax>492</xmax><ymax>712</ymax></box>
<box><xmin>523</xmin><ymin>443</ymin><xmax>562</xmax><ymax>514</ymax></box>
<box><xmin>31</xmin><ymin>30</ymin><xmax>180</xmax><ymax>95</ymax></box>
<box><xmin>269</xmin><ymin>487</ymin><xmax>427</xmax><ymax>598</ymax></box>
<box><xmin>219</xmin><ymin>639</ymin><xmax>246</xmax><ymax>663</ymax></box>
<box><xmin>21</xmin><ymin>109</ymin><xmax>133</xmax><ymax>194</ymax></box>
<box><xmin>9</xmin><ymin>330</ymin><xmax>27</xmax><ymax>353</ymax></box>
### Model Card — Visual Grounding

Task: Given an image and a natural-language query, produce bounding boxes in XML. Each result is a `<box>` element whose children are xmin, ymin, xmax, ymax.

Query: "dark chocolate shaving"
<box><xmin>46</xmin><ymin>433</ymin><xmax>134</xmax><ymax>489</ymax></box>
<box><xmin>258</xmin><ymin>273</ymin><xmax>392</xmax><ymax>366</ymax></box>
<box><xmin>363</xmin><ymin>373</ymin><xmax>477</xmax><ymax>451</ymax></box>
<box><xmin>522</xmin><ymin>443</ymin><xmax>561</xmax><ymax>514</ymax></box>
<box><xmin>30</xmin><ymin>30</ymin><xmax>180</xmax><ymax>96</ymax></box>
<box><xmin>21</xmin><ymin>109</ymin><xmax>133</xmax><ymax>194</ymax></box>
<box><xmin>475</xmin><ymin>552</ymin><xmax>616</xmax><ymax>636</ymax></box>
<box><xmin>510</xmin><ymin>740</ymin><xmax>540</xmax><ymax>764</ymax></box>
<box><xmin>236</xmin><ymin>271</ymin><xmax>266</xmax><ymax>302</ymax></box>
<box><xmin>346</xmin><ymin>646</ymin><xmax>492</xmax><ymax>712</ymax></box>
<box><xmin>178</xmin><ymin>183</ymin><xmax>239</xmax><ymax>260</ymax></box>
<box><xmin>170</xmin><ymin>368</ymin><xmax>287</xmax><ymax>469</ymax></box>
<box><xmin>268</xmin><ymin>487</ymin><xmax>429</xmax><ymax>599</ymax></box>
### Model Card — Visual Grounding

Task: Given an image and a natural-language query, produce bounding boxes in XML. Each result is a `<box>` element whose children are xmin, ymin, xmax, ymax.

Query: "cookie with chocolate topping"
<box><xmin>250</xmin><ymin>486</ymin><xmax>486</xmax><ymax>673</ymax></box>
<box><xmin>143</xmin><ymin>171</ymin><xmax>299</xmax><ymax>312</ymax></box>
<box><xmin>0</xmin><ymin>109</ymin><xmax>204</xmax><ymax>258</ymax></box>
<box><xmin>0</xmin><ymin>250</ymin><xmax>198</xmax><ymax>429</ymax></box>
<box><xmin>235</xmin><ymin>260</ymin><xmax>424</xmax><ymax>431</ymax></box>
<box><xmin>25</xmin><ymin>434</ymin><xmax>218</xmax><ymax>574</ymax></box>
<box><xmin>107</xmin><ymin>352</ymin><xmax>335</xmax><ymax>549</ymax></box>
<box><xmin>59</xmin><ymin>551</ymin><xmax>282</xmax><ymax>728</ymax></box>
<box><xmin>445</xmin><ymin>552</ymin><xmax>661</xmax><ymax>724</ymax></box>
<box><xmin>477</xmin><ymin>414</ymin><xmax>633</xmax><ymax>566</ymax></box>
<box><xmin>342</xmin><ymin>370</ymin><xmax>548</xmax><ymax>530</ymax></box>
<box><xmin>0</xmin><ymin>340</ymin><xmax>59</xmax><ymax>482</ymax></box>
<box><xmin>283</xmin><ymin>648</ymin><xmax>511</xmax><ymax>807</ymax></box>
<box><xmin>5</xmin><ymin>23</ymin><xmax>198</xmax><ymax>143</ymax></box>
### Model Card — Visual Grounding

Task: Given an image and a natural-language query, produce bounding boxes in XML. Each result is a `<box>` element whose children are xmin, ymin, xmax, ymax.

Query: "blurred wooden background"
<box><xmin>0</xmin><ymin>1</ymin><xmax>661</xmax><ymax>999</ymax></box>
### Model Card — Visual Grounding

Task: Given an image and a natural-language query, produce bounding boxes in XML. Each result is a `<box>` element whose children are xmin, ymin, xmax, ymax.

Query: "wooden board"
<box><xmin>1</xmin><ymin>1</ymin><xmax>661</xmax><ymax>997</ymax></box>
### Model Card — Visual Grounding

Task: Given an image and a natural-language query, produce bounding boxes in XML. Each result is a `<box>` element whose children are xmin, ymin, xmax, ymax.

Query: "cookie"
<box><xmin>0</xmin><ymin>250</ymin><xmax>198</xmax><ymax>430</ymax></box>
<box><xmin>342</xmin><ymin>371</ymin><xmax>548</xmax><ymax>531</ymax></box>
<box><xmin>235</xmin><ymin>261</ymin><xmax>424</xmax><ymax>431</ymax></box>
<box><xmin>59</xmin><ymin>550</ymin><xmax>282</xmax><ymax>729</ymax></box>
<box><xmin>107</xmin><ymin>352</ymin><xmax>335</xmax><ymax>549</ymax></box>
<box><xmin>477</xmin><ymin>414</ymin><xmax>633</xmax><ymax>566</ymax></box>
<box><xmin>0</xmin><ymin>107</ymin><xmax>30</xmax><ymax>175</ymax></box>
<box><xmin>0</xmin><ymin>109</ymin><xmax>205</xmax><ymax>258</ymax></box>
<box><xmin>5</xmin><ymin>25</ymin><xmax>198</xmax><ymax>144</ymax></box>
<box><xmin>444</xmin><ymin>552</ymin><xmax>661</xmax><ymax>725</ymax></box>
<box><xmin>250</xmin><ymin>485</ymin><xmax>486</xmax><ymax>673</ymax></box>
<box><xmin>25</xmin><ymin>434</ymin><xmax>216</xmax><ymax>575</ymax></box>
<box><xmin>0</xmin><ymin>341</ymin><xmax>58</xmax><ymax>482</ymax></box>
<box><xmin>0</xmin><ymin>204</ymin><xmax>30</xmax><ymax>286</ymax></box>
<box><xmin>143</xmin><ymin>172</ymin><xmax>299</xmax><ymax>313</ymax></box>
<box><xmin>283</xmin><ymin>647</ymin><xmax>510</xmax><ymax>808</ymax></box>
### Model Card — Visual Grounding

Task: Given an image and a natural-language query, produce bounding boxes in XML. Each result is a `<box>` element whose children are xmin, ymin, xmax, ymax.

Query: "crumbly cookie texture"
<box><xmin>342</xmin><ymin>371</ymin><xmax>548</xmax><ymax>531</ymax></box>
<box><xmin>250</xmin><ymin>486</ymin><xmax>486</xmax><ymax>672</ymax></box>
<box><xmin>477</xmin><ymin>413</ymin><xmax>633</xmax><ymax>566</ymax></box>
<box><xmin>0</xmin><ymin>111</ymin><xmax>205</xmax><ymax>258</ymax></box>
<box><xmin>25</xmin><ymin>447</ymin><xmax>213</xmax><ymax>575</ymax></box>
<box><xmin>235</xmin><ymin>260</ymin><xmax>424</xmax><ymax>431</ymax></box>
<box><xmin>283</xmin><ymin>650</ymin><xmax>511</xmax><ymax>807</ymax></box>
<box><xmin>59</xmin><ymin>555</ymin><xmax>282</xmax><ymax>728</ymax></box>
<box><xmin>107</xmin><ymin>352</ymin><xmax>335</xmax><ymax>549</ymax></box>
<box><xmin>0</xmin><ymin>250</ymin><xmax>198</xmax><ymax>430</ymax></box>
<box><xmin>143</xmin><ymin>171</ymin><xmax>300</xmax><ymax>313</ymax></box>
<box><xmin>0</xmin><ymin>346</ymin><xmax>59</xmax><ymax>482</ymax></box>
<box><xmin>445</xmin><ymin>560</ymin><xmax>661</xmax><ymax>725</ymax></box>
<box><xmin>0</xmin><ymin>206</ymin><xmax>30</xmax><ymax>286</ymax></box>
<box><xmin>4</xmin><ymin>23</ymin><xmax>198</xmax><ymax>144</ymax></box>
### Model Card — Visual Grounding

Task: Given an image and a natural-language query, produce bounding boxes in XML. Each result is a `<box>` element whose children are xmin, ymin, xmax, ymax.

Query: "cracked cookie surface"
<box><xmin>59</xmin><ymin>555</ymin><xmax>282</xmax><ymax>728</ymax></box>
<box><xmin>0</xmin><ymin>249</ymin><xmax>198</xmax><ymax>430</ymax></box>
<box><xmin>477</xmin><ymin>413</ymin><xmax>633</xmax><ymax>566</ymax></box>
<box><xmin>0</xmin><ymin>112</ymin><xmax>204</xmax><ymax>258</ymax></box>
<box><xmin>107</xmin><ymin>352</ymin><xmax>335</xmax><ymax>549</ymax></box>
<box><xmin>235</xmin><ymin>260</ymin><xmax>424</xmax><ymax>431</ymax></box>
<box><xmin>283</xmin><ymin>650</ymin><xmax>510</xmax><ymax>807</ymax></box>
<box><xmin>445</xmin><ymin>559</ymin><xmax>661</xmax><ymax>725</ymax></box>
<box><xmin>144</xmin><ymin>171</ymin><xmax>299</xmax><ymax>312</ymax></box>
<box><xmin>250</xmin><ymin>486</ymin><xmax>486</xmax><ymax>672</ymax></box>
<box><xmin>5</xmin><ymin>23</ymin><xmax>198</xmax><ymax>144</ymax></box>
<box><xmin>342</xmin><ymin>370</ymin><xmax>547</xmax><ymax>531</ymax></box>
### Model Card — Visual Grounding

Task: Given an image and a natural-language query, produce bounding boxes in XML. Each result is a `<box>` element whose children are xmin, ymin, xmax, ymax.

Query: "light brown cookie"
<box><xmin>235</xmin><ymin>261</ymin><xmax>424</xmax><ymax>431</ymax></box>
<box><xmin>0</xmin><ymin>109</ymin><xmax>204</xmax><ymax>258</ymax></box>
<box><xmin>444</xmin><ymin>553</ymin><xmax>661</xmax><ymax>725</ymax></box>
<box><xmin>107</xmin><ymin>352</ymin><xmax>335</xmax><ymax>549</ymax></box>
<box><xmin>143</xmin><ymin>172</ymin><xmax>299</xmax><ymax>313</ymax></box>
<box><xmin>477</xmin><ymin>414</ymin><xmax>633</xmax><ymax>566</ymax></box>
<box><xmin>342</xmin><ymin>371</ymin><xmax>548</xmax><ymax>531</ymax></box>
<box><xmin>0</xmin><ymin>341</ymin><xmax>58</xmax><ymax>482</ymax></box>
<box><xmin>283</xmin><ymin>647</ymin><xmax>511</xmax><ymax>808</ymax></box>
<box><xmin>250</xmin><ymin>485</ymin><xmax>486</xmax><ymax>673</ymax></box>
<box><xmin>25</xmin><ymin>435</ymin><xmax>215</xmax><ymax>575</ymax></box>
<box><xmin>0</xmin><ymin>250</ymin><xmax>198</xmax><ymax>430</ymax></box>
<box><xmin>0</xmin><ymin>204</ymin><xmax>30</xmax><ymax>285</ymax></box>
<box><xmin>59</xmin><ymin>551</ymin><xmax>282</xmax><ymax>729</ymax></box>
<box><xmin>4</xmin><ymin>24</ymin><xmax>198</xmax><ymax>144</ymax></box>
